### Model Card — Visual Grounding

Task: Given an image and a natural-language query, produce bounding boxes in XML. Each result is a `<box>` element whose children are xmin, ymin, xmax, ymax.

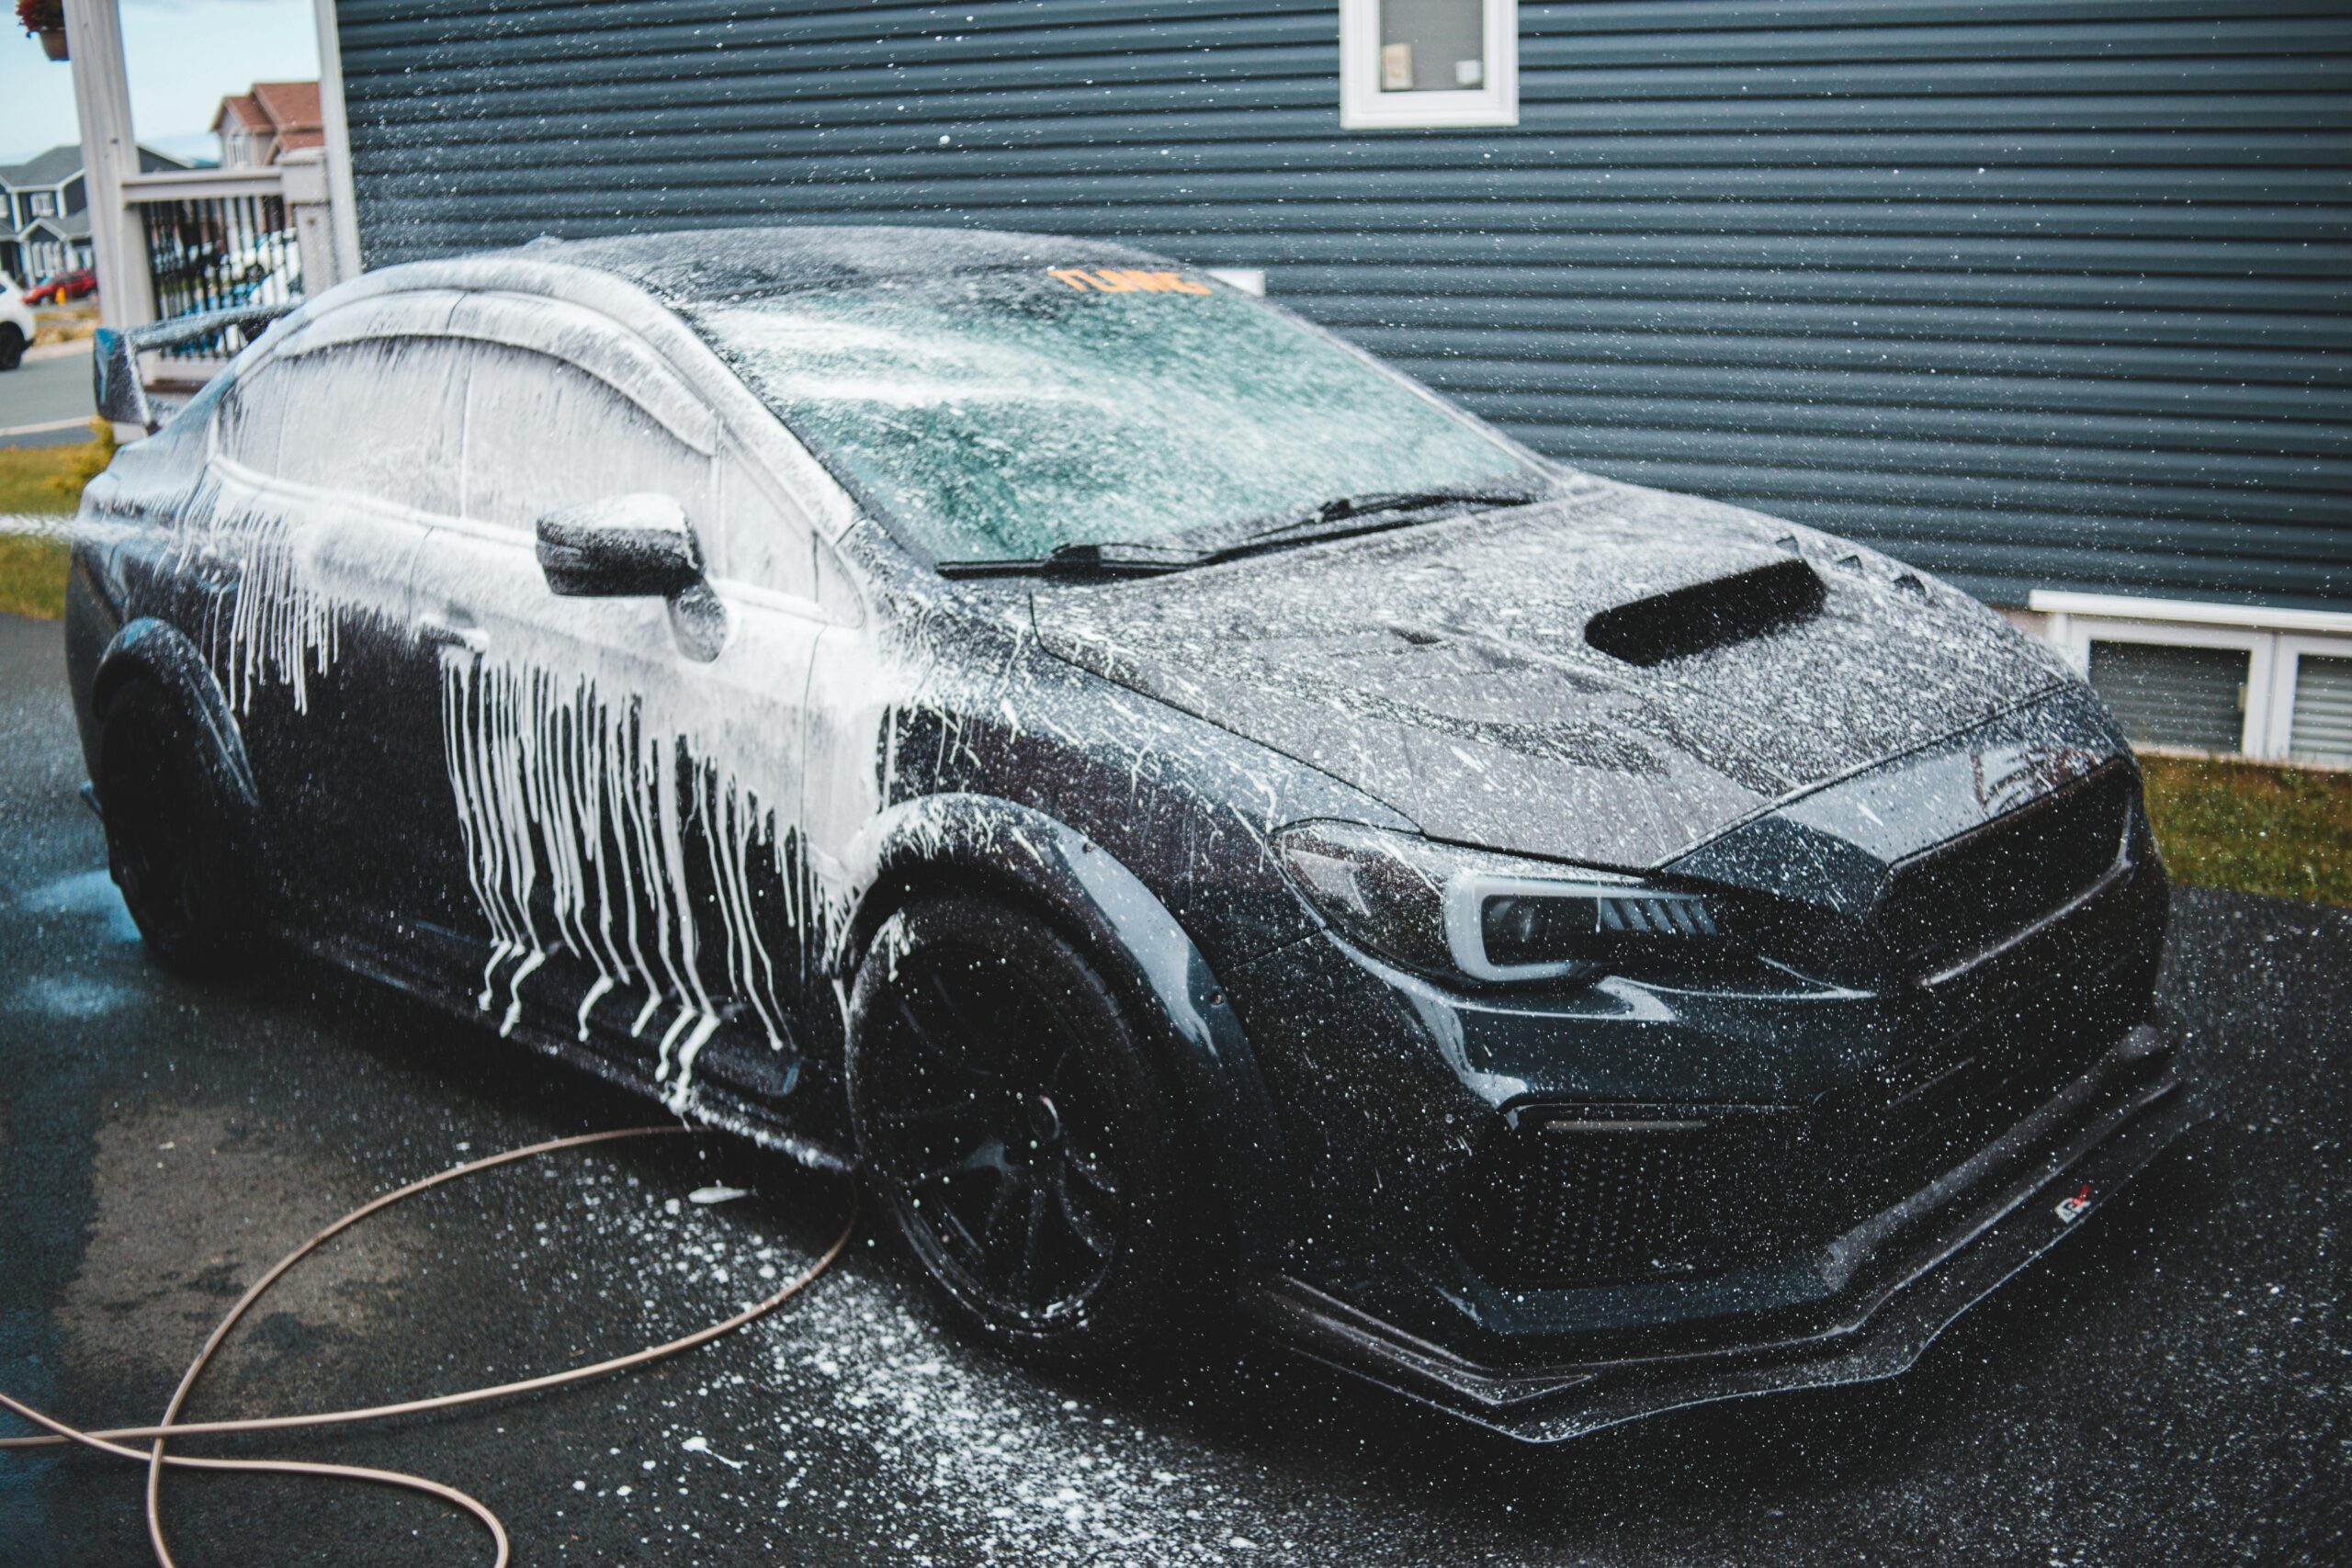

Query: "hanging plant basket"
<box><xmin>18</xmin><ymin>0</ymin><xmax>65</xmax><ymax>58</ymax></box>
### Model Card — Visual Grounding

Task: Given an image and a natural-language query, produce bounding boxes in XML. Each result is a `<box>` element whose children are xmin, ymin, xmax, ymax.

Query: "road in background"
<box><xmin>0</xmin><ymin>609</ymin><xmax>2345</xmax><ymax>1567</ymax></box>
<box><xmin>0</xmin><ymin>345</ymin><xmax>95</xmax><ymax>448</ymax></box>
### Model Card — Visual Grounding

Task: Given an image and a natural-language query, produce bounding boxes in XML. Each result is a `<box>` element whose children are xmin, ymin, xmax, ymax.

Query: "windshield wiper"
<box><xmin>1202</xmin><ymin>482</ymin><xmax>1552</xmax><ymax>561</ymax></box>
<box><xmin>933</xmin><ymin>481</ymin><xmax>1552</xmax><ymax>579</ymax></box>
<box><xmin>933</xmin><ymin>540</ymin><xmax>1205</xmax><ymax>579</ymax></box>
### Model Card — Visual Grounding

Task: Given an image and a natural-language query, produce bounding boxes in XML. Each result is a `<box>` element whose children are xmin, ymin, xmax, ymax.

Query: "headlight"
<box><xmin>1273</xmin><ymin>820</ymin><xmax>1723</xmax><ymax>985</ymax></box>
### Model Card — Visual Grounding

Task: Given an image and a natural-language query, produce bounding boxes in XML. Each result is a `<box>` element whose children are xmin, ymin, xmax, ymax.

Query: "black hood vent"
<box><xmin>1584</xmin><ymin>558</ymin><xmax>1826</xmax><ymax>667</ymax></box>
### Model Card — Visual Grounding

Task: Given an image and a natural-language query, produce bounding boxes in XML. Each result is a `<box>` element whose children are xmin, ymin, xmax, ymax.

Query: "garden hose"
<box><xmin>0</xmin><ymin>1124</ymin><xmax>857</xmax><ymax>1568</ymax></box>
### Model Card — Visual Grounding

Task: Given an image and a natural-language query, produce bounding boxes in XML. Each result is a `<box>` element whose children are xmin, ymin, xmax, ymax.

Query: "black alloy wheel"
<box><xmin>847</xmin><ymin>894</ymin><xmax>1179</xmax><ymax>1357</ymax></box>
<box><xmin>0</xmin><ymin>324</ymin><xmax>24</xmax><ymax>372</ymax></box>
<box><xmin>97</xmin><ymin>680</ymin><xmax>263</xmax><ymax>976</ymax></box>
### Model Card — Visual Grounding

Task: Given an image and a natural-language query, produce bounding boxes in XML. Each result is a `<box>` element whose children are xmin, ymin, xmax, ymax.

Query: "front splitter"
<box><xmin>1239</xmin><ymin>1032</ymin><xmax>2200</xmax><ymax>1443</ymax></box>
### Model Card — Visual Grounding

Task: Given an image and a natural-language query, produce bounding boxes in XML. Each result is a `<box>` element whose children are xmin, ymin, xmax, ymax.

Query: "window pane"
<box><xmin>2289</xmin><ymin>655</ymin><xmax>2352</xmax><ymax>766</ymax></box>
<box><xmin>687</xmin><ymin>267</ymin><xmax>1535</xmax><ymax>565</ymax></box>
<box><xmin>708</xmin><ymin>446</ymin><xmax>816</xmax><ymax>599</ymax></box>
<box><xmin>226</xmin><ymin>337</ymin><xmax>469</xmax><ymax>516</ymax></box>
<box><xmin>460</xmin><ymin>346</ymin><xmax>710</xmax><ymax>533</ymax></box>
<box><xmin>2087</xmin><ymin>641</ymin><xmax>2247</xmax><ymax>752</ymax></box>
<box><xmin>1380</xmin><ymin>0</ymin><xmax>1487</xmax><ymax>93</ymax></box>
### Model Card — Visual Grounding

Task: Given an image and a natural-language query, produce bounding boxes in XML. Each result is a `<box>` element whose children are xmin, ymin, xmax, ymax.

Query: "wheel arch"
<box><xmin>833</xmin><ymin>793</ymin><xmax>1292</xmax><ymax>1269</ymax></box>
<box><xmin>89</xmin><ymin>616</ymin><xmax>260</xmax><ymax>832</ymax></box>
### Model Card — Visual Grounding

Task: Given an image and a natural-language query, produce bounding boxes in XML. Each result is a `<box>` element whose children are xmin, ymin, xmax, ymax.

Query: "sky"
<box><xmin>2</xmin><ymin>0</ymin><xmax>320</xmax><ymax>167</ymax></box>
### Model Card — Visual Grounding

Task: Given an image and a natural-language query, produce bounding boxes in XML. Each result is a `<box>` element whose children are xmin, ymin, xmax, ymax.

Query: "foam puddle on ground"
<box><xmin>522</xmin><ymin>1161</ymin><xmax>1337</xmax><ymax>1567</ymax></box>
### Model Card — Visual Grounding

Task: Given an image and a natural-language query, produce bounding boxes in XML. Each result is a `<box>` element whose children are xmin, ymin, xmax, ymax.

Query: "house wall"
<box><xmin>329</xmin><ymin>0</ymin><xmax>2350</xmax><ymax>612</ymax></box>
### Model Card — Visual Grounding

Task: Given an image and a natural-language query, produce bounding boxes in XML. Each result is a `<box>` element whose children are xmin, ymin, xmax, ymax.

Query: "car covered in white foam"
<box><xmin>62</xmin><ymin>226</ymin><xmax>2191</xmax><ymax>1440</ymax></box>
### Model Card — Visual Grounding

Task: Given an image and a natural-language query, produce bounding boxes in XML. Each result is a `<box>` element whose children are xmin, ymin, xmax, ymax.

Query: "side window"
<box><xmin>215</xmin><ymin>366</ymin><xmax>289</xmax><ymax>477</ymax></box>
<box><xmin>216</xmin><ymin>336</ymin><xmax>469</xmax><ymax>516</ymax></box>
<box><xmin>705</xmin><ymin>445</ymin><xmax>817</xmax><ymax>601</ymax></box>
<box><xmin>460</xmin><ymin>346</ymin><xmax>711</xmax><ymax>532</ymax></box>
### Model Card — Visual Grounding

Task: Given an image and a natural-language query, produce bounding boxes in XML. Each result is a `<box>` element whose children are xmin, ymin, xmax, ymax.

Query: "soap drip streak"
<box><xmin>437</xmin><ymin>654</ymin><xmax>825</xmax><ymax>1107</ymax></box>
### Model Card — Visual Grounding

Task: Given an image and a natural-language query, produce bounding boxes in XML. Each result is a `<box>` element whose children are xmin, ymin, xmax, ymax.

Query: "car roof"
<box><xmin>493</xmin><ymin>224</ymin><xmax>1186</xmax><ymax>307</ymax></box>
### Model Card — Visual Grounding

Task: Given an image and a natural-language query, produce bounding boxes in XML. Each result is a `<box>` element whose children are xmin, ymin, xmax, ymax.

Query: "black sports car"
<box><xmin>64</xmin><ymin>227</ymin><xmax>2191</xmax><ymax>1440</ymax></box>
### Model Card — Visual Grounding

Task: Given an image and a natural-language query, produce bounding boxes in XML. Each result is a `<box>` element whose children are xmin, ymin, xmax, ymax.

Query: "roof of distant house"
<box><xmin>1</xmin><ymin>145</ymin><xmax>85</xmax><ymax>188</ymax></box>
<box><xmin>0</xmin><ymin>143</ymin><xmax>187</xmax><ymax>192</ymax></box>
<box><xmin>213</xmin><ymin>81</ymin><xmax>325</xmax><ymax>157</ymax></box>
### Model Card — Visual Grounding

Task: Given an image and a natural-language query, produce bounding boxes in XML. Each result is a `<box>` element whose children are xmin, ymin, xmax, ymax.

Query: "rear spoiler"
<box><xmin>93</xmin><ymin>302</ymin><xmax>296</xmax><ymax>433</ymax></box>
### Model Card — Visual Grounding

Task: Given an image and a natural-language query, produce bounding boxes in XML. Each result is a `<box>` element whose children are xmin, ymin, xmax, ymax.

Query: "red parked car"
<box><xmin>22</xmin><ymin>268</ymin><xmax>96</xmax><ymax>305</ymax></box>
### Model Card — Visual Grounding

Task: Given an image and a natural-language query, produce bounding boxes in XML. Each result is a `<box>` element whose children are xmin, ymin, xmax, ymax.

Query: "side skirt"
<box><xmin>281</xmin><ymin>921</ymin><xmax>855</xmax><ymax>1176</ymax></box>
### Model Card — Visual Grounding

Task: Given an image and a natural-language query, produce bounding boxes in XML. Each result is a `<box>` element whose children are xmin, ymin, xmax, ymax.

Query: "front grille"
<box><xmin>1457</xmin><ymin>1113</ymin><xmax>1804</xmax><ymax>1290</ymax></box>
<box><xmin>1456</xmin><ymin>1009</ymin><xmax>2129</xmax><ymax>1292</ymax></box>
<box><xmin>1871</xmin><ymin>766</ymin><xmax>2133</xmax><ymax>980</ymax></box>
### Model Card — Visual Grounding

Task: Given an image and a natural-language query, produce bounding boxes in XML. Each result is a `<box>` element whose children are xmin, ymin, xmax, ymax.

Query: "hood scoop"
<box><xmin>1584</xmin><ymin>558</ymin><xmax>1826</xmax><ymax>667</ymax></box>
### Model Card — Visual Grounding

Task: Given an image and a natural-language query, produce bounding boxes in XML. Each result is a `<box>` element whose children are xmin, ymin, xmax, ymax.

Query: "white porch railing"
<box><xmin>119</xmin><ymin>154</ymin><xmax>341</xmax><ymax>375</ymax></box>
<box><xmin>62</xmin><ymin>0</ymin><xmax>354</xmax><ymax>401</ymax></box>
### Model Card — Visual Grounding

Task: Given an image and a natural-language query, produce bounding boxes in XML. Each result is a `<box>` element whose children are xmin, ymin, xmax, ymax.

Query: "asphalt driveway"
<box><xmin>0</xmin><ymin>608</ymin><xmax>2345</xmax><ymax>1567</ymax></box>
<box><xmin>0</xmin><ymin>344</ymin><xmax>95</xmax><ymax>448</ymax></box>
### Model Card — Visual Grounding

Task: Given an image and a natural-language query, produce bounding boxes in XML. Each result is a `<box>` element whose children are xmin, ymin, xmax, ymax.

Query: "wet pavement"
<box><xmin>0</xmin><ymin>606</ymin><xmax>2345</xmax><ymax>1567</ymax></box>
<box><xmin>0</xmin><ymin>344</ymin><xmax>95</xmax><ymax>448</ymax></box>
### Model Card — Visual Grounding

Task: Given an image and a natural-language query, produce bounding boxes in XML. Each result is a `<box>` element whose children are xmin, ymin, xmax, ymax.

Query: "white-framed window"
<box><xmin>28</xmin><ymin>190</ymin><xmax>56</xmax><ymax>217</ymax></box>
<box><xmin>2031</xmin><ymin>591</ymin><xmax>2352</xmax><ymax>766</ymax></box>
<box><xmin>1340</xmin><ymin>0</ymin><xmax>1519</xmax><ymax>130</ymax></box>
<box><xmin>2276</xmin><ymin>637</ymin><xmax>2352</xmax><ymax>766</ymax></box>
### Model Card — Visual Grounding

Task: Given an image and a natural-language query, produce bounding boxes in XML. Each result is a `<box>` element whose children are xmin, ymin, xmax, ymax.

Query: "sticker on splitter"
<box><xmin>2054</xmin><ymin>1184</ymin><xmax>2093</xmax><ymax>1224</ymax></box>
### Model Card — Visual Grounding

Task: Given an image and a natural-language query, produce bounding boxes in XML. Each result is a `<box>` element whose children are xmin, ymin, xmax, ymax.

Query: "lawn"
<box><xmin>2141</xmin><ymin>754</ymin><xmax>2352</xmax><ymax>908</ymax></box>
<box><xmin>0</xmin><ymin>441</ymin><xmax>2342</xmax><ymax>908</ymax></box>
<box><xmin>0</xmin><ymin>426</ymin><xmax>107</xmax><ymax>619</ymax></box>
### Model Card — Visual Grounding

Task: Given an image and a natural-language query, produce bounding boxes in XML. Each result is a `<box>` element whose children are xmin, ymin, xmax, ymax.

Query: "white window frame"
<box><xmin>2030</xmin><ymin>590</ymin><xmax>2352</xmax><ymax>764</ymax></box>
<box><xmin>1340</xmin><ymin>0</ymin><xmax>1519</xmax><ymax>130</ymax></box>
<box><xmin>2271</xmin><ymin>635</ymin><xmax>2352</xmax><ymax>762</ymax></box>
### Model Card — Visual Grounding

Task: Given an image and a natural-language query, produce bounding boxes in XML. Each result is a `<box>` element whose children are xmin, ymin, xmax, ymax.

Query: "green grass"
<box><xmin>0</xmin><ymin>426</ymin><xmax>109</xmax><ymax>619</ymax></box>
<box><xmin>2142</xmin><ymin>754</ymin><xmax>2352</xmax><ymax>908</ymax></box>
<box><xmin>0</xmin><ymin>533</ymin><xmax>69</xmax><ymax>619</ymax></box>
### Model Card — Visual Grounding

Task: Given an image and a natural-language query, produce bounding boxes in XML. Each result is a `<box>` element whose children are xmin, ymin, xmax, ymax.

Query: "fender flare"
<box><xmin>835</xmin><ymin>793</ymin><xmax>1292</xmax><ymax>1267</ymax></box>
<box><xmin>89</xmin><ymin>617</ymin><xmax>261</xmax><ymax>830</ymax></box>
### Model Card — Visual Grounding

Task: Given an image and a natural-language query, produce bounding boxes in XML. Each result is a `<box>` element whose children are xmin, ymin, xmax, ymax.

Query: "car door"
<box><xmin>196</xmin><ymin>322</ymin><xmax>468</xmax><ymax>934</ymax></box>
<box><xmin>404</xmin><ymin>314</ymin><xmax>835</xmax><ymax>1107</ymax></box>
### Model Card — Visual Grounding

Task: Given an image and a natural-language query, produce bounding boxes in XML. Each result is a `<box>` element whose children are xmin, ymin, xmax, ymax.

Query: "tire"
<box><xmin>0</xmin><ymin>325</ymin><xmax>24</xmax><ymax>372</ymax></box>
<box><xmin>846</xmin><ymin>893</ymin><xmax>1185</xmax><ymax>1359</ymax></box>
<box><xmin>96</xmin><ymin>679</ymin><xmax>266</xmax><ymax>977</ymax></box>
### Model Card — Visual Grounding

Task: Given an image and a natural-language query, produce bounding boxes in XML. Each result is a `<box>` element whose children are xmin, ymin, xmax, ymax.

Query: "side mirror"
<box><xmin>536</xmin><ymin>493</ymin><xmax>705</xmax><ymax>598</ymax></box>
<box><xmin>535</xmin><ymin>494</ymin><xmax>728</xmax><ymax>661</ymax></box>
<box><xmin>92</xmin><ymin>326</ymin><xmax>154</xmax><ymax>433</ymax></box>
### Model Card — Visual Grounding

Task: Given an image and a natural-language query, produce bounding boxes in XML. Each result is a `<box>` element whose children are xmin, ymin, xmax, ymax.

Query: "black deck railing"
<box><xmin>137</xmin><ymin>193</ymin><xmax>302</xmax><ymax>360</ymax></box>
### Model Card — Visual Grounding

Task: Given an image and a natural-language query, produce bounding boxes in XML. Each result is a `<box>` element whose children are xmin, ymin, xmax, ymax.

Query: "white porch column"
<box><xmin>277</xmin><ymin>148</ymin><xmax>342</xmax><ymax>292</ymax></box>
<box><xmin>62</xmin><ymin>0</ymin><xmax>155</xmax><ymax>332</ymax></box>
<box><xmin>311</xmin><ymin>0</ymin><xmax>365</xmax><ymax>277</ymax></box>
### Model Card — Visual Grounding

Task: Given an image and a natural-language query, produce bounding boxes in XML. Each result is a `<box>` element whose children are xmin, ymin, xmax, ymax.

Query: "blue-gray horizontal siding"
<box><xmin>334</xmin><ymin>0</ymin><xmax>2352</xmax><ymax>610</ymax></box>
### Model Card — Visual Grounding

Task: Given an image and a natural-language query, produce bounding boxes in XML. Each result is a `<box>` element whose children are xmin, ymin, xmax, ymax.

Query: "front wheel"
<box><xmin>96</xmin><ymin>679</ymin><xmax>266</xmax><ymax>977</ymax></box>
<box><xmin>846</xmin><ymin>893</ymin><xmax>1186</xmax><ymax>1359</ymax></box>
<box><xmin>0</xmin><ymin>324</ymin><xmax>24</xmax><ymax>372</ymax></box>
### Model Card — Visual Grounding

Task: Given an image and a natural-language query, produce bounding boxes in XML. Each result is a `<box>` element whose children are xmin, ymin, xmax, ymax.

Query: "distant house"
<box><xmin>0</xmin><ymin>143</ymin><xmax>187</xmax><ymax>286</ymax></box>
<box><xmin>212</xmin><ymin>81</ymin><xmax>325</xmax><ymax>169</ymax></box>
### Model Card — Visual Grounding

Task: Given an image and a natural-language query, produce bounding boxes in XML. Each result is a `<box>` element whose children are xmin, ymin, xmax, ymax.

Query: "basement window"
<box><xmin>1340</xmin><ymin>0</ymin><xmax>1519</xmax><ymax>130</ymax></box>
<box><xmin>2086</xmin><ymin>641</ymin><xmax>2251</xmax><ymax>754</ymax></box>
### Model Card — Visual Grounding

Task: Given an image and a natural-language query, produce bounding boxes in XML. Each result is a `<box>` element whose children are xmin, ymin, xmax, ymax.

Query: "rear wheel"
<box><xmin>0</xmin><ymin>324</ymin><xmax>24</xmax><ymax>372</ymax></box>
<box><xmin>97</xmin><ymin>680</ymin><xmax>265</xmax><ymax>977</ymax></box>
<box><xmin>846</xmin><ymin>894</ymin><xmax>1182</xmax><ymax>1359</ymax></box>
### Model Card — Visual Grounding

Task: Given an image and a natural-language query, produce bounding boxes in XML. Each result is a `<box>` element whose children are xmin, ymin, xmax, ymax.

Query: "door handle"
<box><xmin>416</xmin><ymin>612</ymin><xmax>488</xmax><ymax>656</ymax></box>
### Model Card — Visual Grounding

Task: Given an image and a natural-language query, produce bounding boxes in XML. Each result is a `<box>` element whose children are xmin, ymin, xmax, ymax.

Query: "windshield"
<box><xmin>684</xmin><ymin>265</ymin><xmax>1539</xmax><ymax>564</ymax></box>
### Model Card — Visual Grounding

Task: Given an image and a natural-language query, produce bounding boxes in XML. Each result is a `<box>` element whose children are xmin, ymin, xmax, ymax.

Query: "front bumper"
<box><xmin>1238</xmin><ymin>1025</ymin><xmax>2195</xmax><ymax>1441</ymax></box>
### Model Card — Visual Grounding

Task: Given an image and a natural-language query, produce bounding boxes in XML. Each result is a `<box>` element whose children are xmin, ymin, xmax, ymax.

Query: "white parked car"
<box><xmin>0</xmin><ymin>272</ymin><xmax>34</xmax><ymax>371</ymax></box>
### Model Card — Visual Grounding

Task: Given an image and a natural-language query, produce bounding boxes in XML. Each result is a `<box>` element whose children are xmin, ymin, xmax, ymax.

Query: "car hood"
<box><xmin>1028</xmin><ymin>476</ymin><xmax>2078</xmax><ymax>869</ymax></box>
